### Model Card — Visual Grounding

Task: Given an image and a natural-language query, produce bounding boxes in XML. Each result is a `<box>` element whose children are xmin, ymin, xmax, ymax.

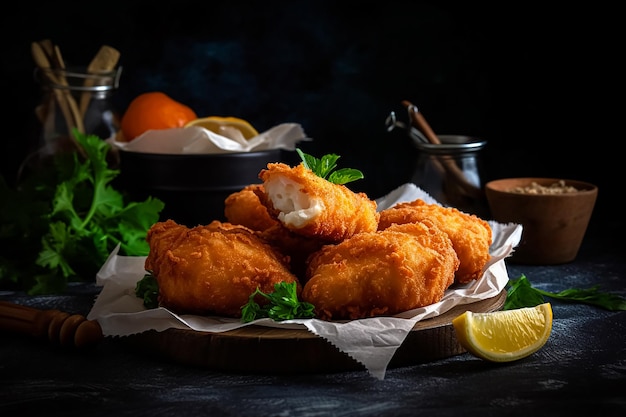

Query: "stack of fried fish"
<box><xmin>145</xmin><ymin>162</ymin><xmax>492</xmax><ymax>321</ymax></box>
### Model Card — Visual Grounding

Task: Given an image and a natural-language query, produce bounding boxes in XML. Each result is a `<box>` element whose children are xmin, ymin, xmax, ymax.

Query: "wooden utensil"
<box><xmin>52</xmin><ymin>44</ymin><xmax>85</xmax><ymax>134</ymax></box>
<box><xmin>36</xmin><ymin>39</ymin><xmax>56</xmax><ymax>66</ymax></box>
<box><xmin>31</xmin><ymin>41</ymin><xmax>87</xmax><ymax>159</ymax></box>
<box><xmin>32</xmin><ymin>40</ymin><xmax>57</xmax><ymax>123</ymax></box>
<box><xmin>79</xmin><ymin>45</ymin><xmax>121</xmax><ymax>118</ymax></box>
<box><xmin>31</xmin><ymin>42</ymin><xmax>75</xmax><ymax>132</ymax></box>
<box><xmin>32</xmin><ymin>42</ymin><xmax>88</xmax><ymax>158</ymax></box>
<box><xmin>0</xmin><ymin>301</ymin><xmax>102</xmax><ymax>349</ymax></box>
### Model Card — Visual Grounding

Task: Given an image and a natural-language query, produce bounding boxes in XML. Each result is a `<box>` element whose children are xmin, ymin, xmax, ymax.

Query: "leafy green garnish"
<box><xmin>0</xmin><ymin>130</ymin><xmax>164</xmax><ymax>295</ymax></box>
<box><xmin>135</xmin><ymin>273</ymin><xmax>159</xmax><ymax>309</ymax></box>
<box><xmin>241</xmin><ymin>281</ymin><xmax>315</xmax><ymax>323</ymax></box>
<box><xmin>134</xmin><ymin>276</ymin><xmax>315</xmax><ymax>322</ymax></box>
<box><xmin>296</xmin><ymin>148</ymin><xmax>364</xmax><ymax>185</ymax></box>
<box><xmin>504</xmin><ymin>274</ymin><xmax>626</xmax><ymax>311</ymax></box>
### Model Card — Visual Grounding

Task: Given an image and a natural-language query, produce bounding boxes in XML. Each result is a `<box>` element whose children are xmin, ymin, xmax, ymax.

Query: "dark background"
<box><xmin>1</xmin><ymin>1</ymin><xmax>621</xmax><ymax>232</ymax></box>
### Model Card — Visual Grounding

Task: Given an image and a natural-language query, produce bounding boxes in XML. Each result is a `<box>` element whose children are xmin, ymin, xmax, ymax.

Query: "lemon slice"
<box><xmin>452</xmin><ymin>303</ymin><xmax>553</xmax><ymax>362</ymax></box>
<box><xmin>184</xmin><ymin>116</ymin><xmax>259</xmax><ymax>140</ymax></box>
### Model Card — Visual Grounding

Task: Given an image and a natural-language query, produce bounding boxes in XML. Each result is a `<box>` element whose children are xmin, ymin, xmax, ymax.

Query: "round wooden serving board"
<box><xmin>122</xmin><ymin>290</ymin><xmax>506</xmax><ymax>374</ymax></box>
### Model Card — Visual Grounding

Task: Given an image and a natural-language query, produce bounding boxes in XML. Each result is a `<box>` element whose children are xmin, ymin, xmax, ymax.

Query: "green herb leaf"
<box><xmin>505</xmin><ymin>274</ymin><xmax>626</xmax><ymax>311</ymax></box>
<box><xmin>328</xmin><ymin>168</ymin><xmax>364</xmax><ymax>185</ymax></box>
<box><xmin>296</xmin><ymin>148</ymin><xmax>363</xmax><ymax>185</ymax></box>
<box><xmin>135</xmin><ymin>274</ymin><xmax>159</xmax><ymax>309</ymax></box>
<box><xmin>503</xmin><ymin>274</ymin><xmax>547</xmax><ymax>310</ymax></box>
<box><xmin>241</xmin><ymin>281</ymin><xmax>315</xmax><ymax>323</ymax></box>
<box><xmin>0</xmin><ymin>130</ymin><xmax>164</xmax><ymax>295</ymax></box>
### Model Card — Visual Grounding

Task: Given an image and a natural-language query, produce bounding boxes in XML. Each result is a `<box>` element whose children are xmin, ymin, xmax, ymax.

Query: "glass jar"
<box><xmin>411</xmin><ymin>135</ymin><xmax>488</xmax><ymax>216</ymax></box>
<box><xmin>21</xmin><ymin>66</ymin><xmax>122</xmax><ymax>178</ymax></box>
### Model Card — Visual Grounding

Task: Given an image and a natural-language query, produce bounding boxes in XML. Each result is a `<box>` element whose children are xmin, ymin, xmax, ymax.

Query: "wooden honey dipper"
<box><xmin>0</xmin><ymin>300</ymin><xmax>102</xmax><ymax>349</ymax></box>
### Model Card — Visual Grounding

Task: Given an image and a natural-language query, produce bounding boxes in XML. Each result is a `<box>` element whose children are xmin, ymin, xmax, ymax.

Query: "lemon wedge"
<box><xmin>452</xmin><ymin>303</ymin><xmax>553</xmax><ymax>362</ymax></box>
<box><xmin>184</xmin><ymin>116</ymin><xmax>259</xmax><ymax>140</ymax></box>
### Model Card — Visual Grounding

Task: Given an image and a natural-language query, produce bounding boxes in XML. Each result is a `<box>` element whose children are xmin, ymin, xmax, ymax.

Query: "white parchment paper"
<box><xmin>87</xmin><ymin>183</ymin><xmax>522</xmax><ymax>380</ymax></box>
<box><xmin>110</xmin><ymin>123</ymin><xmax>310</xmax><ymax>154</ymax></box>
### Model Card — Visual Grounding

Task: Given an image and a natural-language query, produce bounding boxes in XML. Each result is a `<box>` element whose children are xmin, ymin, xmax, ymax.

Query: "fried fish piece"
<box><xmin>302</xmin><ymin>221</ymin><xmax>459</xmax><ymax>321</ymax></box>
<box><xmin>255</xmin><ymin>223</ymin><xmax>326</xmax><ymax>281</ymax></box>
<box><xmin>224</xmin><ymin>184</ymin><xmax>280</xmax><ymax>232</ymax></box>
<box><xmin>224</xmin><ymin>184</ymin><xmax>328</xmax><ymax>279</ymax></box>
<box><xmin>378</xmin><ymin>199</ymin><xmax>492</xmax><ymax>284</ymax></box>
<box><xmin>145</xmin><ymin>219</ymin><xmax>300</xmax><ymax>318</ymax></box>
<box><xmin>258</xmin><ymin>162</ymin><xmax>379</xmax><ymax>243</ymax></box>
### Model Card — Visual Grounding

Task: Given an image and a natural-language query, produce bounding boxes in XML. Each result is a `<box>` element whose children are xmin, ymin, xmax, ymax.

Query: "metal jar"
<box><xmin>411</xmin><ymin>135</ymin><xmax>487</xmax><ymax>216</ymax></box>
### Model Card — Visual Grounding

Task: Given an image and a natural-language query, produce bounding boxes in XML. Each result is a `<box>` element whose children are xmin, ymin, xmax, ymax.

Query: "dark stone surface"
<box><xmin>1</xmin><ymin>226</ymin><xmax>625</xmax><ymax>416</ymax></box>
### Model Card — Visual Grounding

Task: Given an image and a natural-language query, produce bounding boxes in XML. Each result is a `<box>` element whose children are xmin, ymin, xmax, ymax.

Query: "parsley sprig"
<box><xmin>0</xmin><ymin>130</ymin><xmax>164</xmax><ymax>295</ymax></box>
<box><xmin>134</xmin><ymin>276</ymin><xmax>315</xmax><ymax>322</ymax></box>
<box><xmin>135</xmin><ymin>274</ymin><xmax>159</xmax><ymax>309</ymax></box>
<box><xmin>504</xmin><ymin>274</ymin><xmax>626</xmax><ymax>311</ymax></box>
<box><xmin>241</xmin><ymin>281</ymin><xmax>315</xmax><ymax>323</ymax></box>
<box><xmin>296</xmin><ymin>148</ymin><xmax>363</xmax><ymax>185</ymax></box>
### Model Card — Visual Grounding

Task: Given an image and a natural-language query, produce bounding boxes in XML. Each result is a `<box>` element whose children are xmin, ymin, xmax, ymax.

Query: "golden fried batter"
<box><xmin>255</xmin><ymin>223</ymin><xmax>326</xmax><ymax>281</ymax></box>
<box><xmin>378</xmin><ymin>199</ymin><xmax>492</xmax><ymax>284</ymax></box>
<box><xmin>224</xmin><ymin>184</ymin><xmax>279</xmax><ymax>231</ymax></box>
<box><xmin>302</xmin><ymin>221</ymin><xmax>459</xmax><ymax>320</ymax></box>
<box><xmin>258</xmin><ymin>163</ymin><xmax>379</xmax><ymax>243</ymax></box>
<box><xmin>145</xmin><ymin>219</ymin><xmax>300</xmax><ymax>318</ymax></box>
<box><xmin>224</xmin><ymin>183</ymin><xmax>327</xmax><ymax>278</ymax></box>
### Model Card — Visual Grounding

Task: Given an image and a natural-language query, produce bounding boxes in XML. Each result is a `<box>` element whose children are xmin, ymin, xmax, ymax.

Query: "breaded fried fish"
<box><xmin>255</xmin><ymin>223</ymin><xmax>327</xmax><ymax>281</ymax></box>
<box><xmin>302</xmin><ymin>221</ymin><xmax>459</xmax><ymax>321</ymax></box>
<box><xmin>378</xmin><ymin>199</ymin><xmax>492</xmax><ymax>284</ymax></box>
<box><xmin>258</xmin><ymin>162</ymin><xmax>379</xmax><ymax>243</ymax></box>
<box><xmin>224</xmin><ymin>183</ymin><xmax>328</xmax><ymax>278</ymax></box>
<box><xmin>145</xmin><ymin>219</ymin><xmax>300</xmax><ymax>318</ymax></box>
<box><xmin>224</xmin><ymin>184</ymin><xmax>279</xmax><ymax>232</ymax></box>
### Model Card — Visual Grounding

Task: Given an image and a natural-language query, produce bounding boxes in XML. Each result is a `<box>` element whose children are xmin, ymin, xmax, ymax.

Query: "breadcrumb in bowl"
<box><xmin>485</xmin><ymin>177</ymin><xmax>597</xmax><ymax>265</ymax></box>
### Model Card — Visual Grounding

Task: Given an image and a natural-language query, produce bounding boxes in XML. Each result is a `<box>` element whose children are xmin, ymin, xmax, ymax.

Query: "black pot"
<box><xmin>117</xmin><ymin>149</ymin><xmax>295</xmax><ymax>226</ymax></box>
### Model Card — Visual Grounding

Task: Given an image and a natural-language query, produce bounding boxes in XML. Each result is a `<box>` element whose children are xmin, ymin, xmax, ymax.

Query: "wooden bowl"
<box><xmin>485</xmin><ymin>178</ymin><xmax>598</xmax><ymax>265</ymax></box>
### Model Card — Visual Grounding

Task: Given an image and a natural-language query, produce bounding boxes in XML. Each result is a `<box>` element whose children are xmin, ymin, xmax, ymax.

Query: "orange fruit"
<box><xmin>120</xmin><ymin>92</ymin><xmax>198</xmax><ymax>141</ymax></box>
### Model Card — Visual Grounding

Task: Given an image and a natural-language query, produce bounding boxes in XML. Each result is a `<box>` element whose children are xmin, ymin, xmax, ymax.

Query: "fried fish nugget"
<box><xmin>378</xmin><ymin>199</ymin><xmax>492</xmax><ymax>284</ymax></box>
<box><xmin>255</xmin><ymin>223</ymin><xmax>326</xmax><ymax>281</ymax></box>
<box><xmin>302</xmin><ymin>221</ymin><xmax>459</xmax><ymax>321</ymax></box>
<box><xmin>224</xmin><ymin>184</ymin><xmax>280</xmax><ymax>232</ymax></box>
<box><xmin>224</xmin><ymin>183</ymin><xmax>326</xmax><ymax>278</ymax></box>
<box><xmin>258</xmin><ymin>162</ymin><xmax>379</xmax><ymax>243</ymax></box>
<box><xmin>145</xmin><ymin>219</ymin><xmax>300</xmax><ymax>318</ymax></box>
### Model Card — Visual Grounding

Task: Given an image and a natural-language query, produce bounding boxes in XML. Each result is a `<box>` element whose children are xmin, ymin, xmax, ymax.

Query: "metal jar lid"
<box><xmin>413</xmin><ymin>135</ymin><xmax>486</xmax><ymax>154</ymax></box>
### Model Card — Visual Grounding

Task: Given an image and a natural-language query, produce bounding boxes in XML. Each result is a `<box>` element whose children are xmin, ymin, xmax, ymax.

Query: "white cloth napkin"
<box><xmin>87</xmin><ymin>184</ymin><xmax>522</xmax><ymax>380</ymax></box>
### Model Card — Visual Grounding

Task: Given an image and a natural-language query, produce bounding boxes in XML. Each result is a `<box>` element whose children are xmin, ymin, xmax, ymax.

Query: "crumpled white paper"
<box><xmin>87</xmin><ymin>183</ymin><xmax>522</xmax><ymax>380</ymax></box>
<box><xmin>110</xmin><ymin>123</ymin><xmax>310</xmax><ymax>154</ymax></box>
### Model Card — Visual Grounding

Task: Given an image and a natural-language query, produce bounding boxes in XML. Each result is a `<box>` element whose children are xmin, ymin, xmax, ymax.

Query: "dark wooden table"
<box><xmin>1</xmin><ymin>220</ymin><xmax>625</xmax><ymax>417</ymax></box>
